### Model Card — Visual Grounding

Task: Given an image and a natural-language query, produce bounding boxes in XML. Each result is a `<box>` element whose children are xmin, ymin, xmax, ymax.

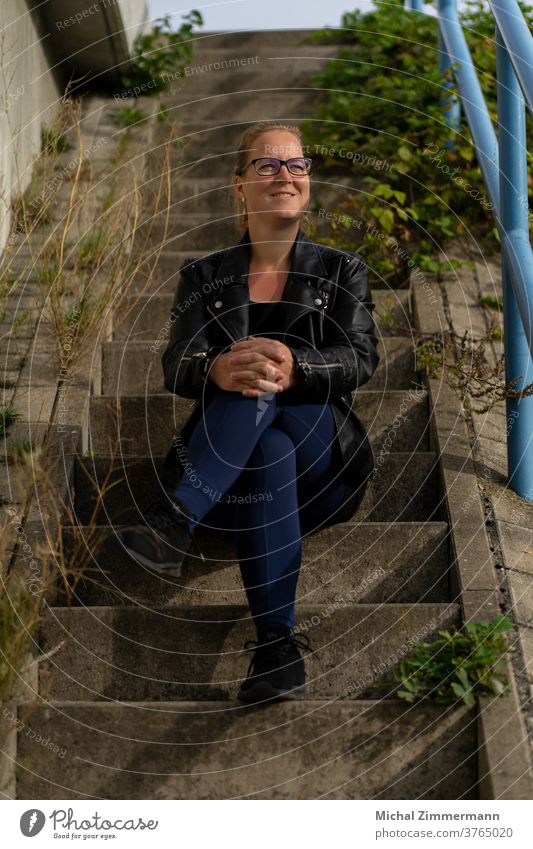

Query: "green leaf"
<box><xmin>455</xmin><ymin>665</ymin><xmax>470</xmax><ymax>688</ymax></box>
<box><xmin>392</xmin><ymin>190</ymin><xmax>407</xmax><ymax>204</ymax></box>
<box><xmin>488</xmin><ymin>675</ymin><xmax>506</xmax><ymax>696</ymax></box>
<box><xmin>397</xmin><ymin>689</ymin><xmax>416</xmax><ymax>703</ymax></box>
<box><xmin>397</xmin><ymin>146</ymin><xmax>412</xmax><ymax>162</ymax></box>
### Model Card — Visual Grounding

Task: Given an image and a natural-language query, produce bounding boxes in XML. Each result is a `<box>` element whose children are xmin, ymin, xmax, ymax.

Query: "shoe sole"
<box><xmin>237</xmin><ymin>682</ymin><xmax>308</xmax><ymax>704</ymax></box>
<box><xmin>119</xmin><ymin>540</ymin><xmax>182</xmax><ymax>579</ymax></box>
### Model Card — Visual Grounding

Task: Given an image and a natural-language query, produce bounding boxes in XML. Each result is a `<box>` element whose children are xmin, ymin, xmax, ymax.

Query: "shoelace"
<box><xmin>143</xmin><ymin>498</ymin><xmax>206</xmax><ymax>562</ymax></box>
<box><xmin>144</xmin><ymin>496</ymin><xmax>190</xmax><ymax>532</ymax></box>
<box><xmin>243</xmin><ymin>632</ymin><xmax>314</xmax><ymax>677</ymax></box>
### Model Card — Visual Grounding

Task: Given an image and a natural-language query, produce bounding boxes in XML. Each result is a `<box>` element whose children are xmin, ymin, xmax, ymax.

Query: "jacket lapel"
<box><xmin>210</xmin><ymin>226</ymin><xmax>330</xmax><ymax>341</ymax></box>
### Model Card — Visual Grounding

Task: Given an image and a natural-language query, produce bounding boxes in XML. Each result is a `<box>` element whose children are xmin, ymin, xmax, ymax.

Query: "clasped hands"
<box><xmin>208</xmin><ymin>336</ymin><xmax>301</xmax><ymax>397</ymax></box>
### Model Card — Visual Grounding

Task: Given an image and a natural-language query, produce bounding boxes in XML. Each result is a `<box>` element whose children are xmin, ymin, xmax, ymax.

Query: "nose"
<box><xmin>276</xmin><ymin>162</ymin><xmax>294</xmax><ymax>178</ymax></box>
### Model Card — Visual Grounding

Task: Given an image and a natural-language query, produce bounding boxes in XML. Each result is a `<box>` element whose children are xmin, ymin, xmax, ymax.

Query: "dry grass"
<box><xmin>1</xmin><ymin>89</ymin><xmax>181</xmax><ymax>377</ymax></box>
<box><xmin>0</xmin><ymin>86</ymin><xmax>186</xmax><ymax>789</ymax></box>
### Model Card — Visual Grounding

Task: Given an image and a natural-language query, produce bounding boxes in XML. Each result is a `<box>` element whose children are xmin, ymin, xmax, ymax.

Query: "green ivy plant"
<box><xmin>393</xmin><ymin>615</ymin><xmax>514</xmax><ymax>706</ymax></box>
<box><xmin>303</xmin><ymin>0</ymin><xmax>533</xmax><ymax>285</ymax></box>
<box><xmin>120</xmin><ymin>12</ymin><xmax>204</xmax><ymax>95</ymax></box>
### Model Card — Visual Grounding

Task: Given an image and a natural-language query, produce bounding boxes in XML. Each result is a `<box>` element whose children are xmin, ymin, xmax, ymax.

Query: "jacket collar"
<box><xmin>206</xmin><ymin>226</ymin><xmax>331</xmax><ymax>342</ymax></box>
<box><xmin>214</xmin><ymin>225</ymin><xmax>329</xmax><ymax>290</ymax></box>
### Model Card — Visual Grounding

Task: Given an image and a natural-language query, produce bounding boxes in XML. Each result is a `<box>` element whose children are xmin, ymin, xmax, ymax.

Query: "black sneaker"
<box><xmin>117</xmin><ymin>493</ymin><xmax>205</xmax><ymax>578</ymax></box>
<box><xmin>237</xmin><ymin>626</ymin><xmax>313</xmax><ymax>703</ymax></box>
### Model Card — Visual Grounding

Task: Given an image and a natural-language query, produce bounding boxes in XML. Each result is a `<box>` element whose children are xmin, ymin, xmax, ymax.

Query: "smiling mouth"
<box><xmin>270</xmin><ymin>192</ymin><xmax>296</xmax><ymax>197</ymax></box>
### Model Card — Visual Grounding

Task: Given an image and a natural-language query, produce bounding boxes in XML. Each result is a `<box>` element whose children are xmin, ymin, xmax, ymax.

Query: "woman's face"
<box><xmin>234</xmin><ymin>130</ymin><xmax>310</xmax><ymax>226</ymax></box>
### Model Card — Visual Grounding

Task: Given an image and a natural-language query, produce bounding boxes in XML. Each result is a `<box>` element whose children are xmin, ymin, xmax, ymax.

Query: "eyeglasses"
<box><xmin>236</xmin><ymin>157</ymin><xmax>312</xmax><ymax>177</ymax></box>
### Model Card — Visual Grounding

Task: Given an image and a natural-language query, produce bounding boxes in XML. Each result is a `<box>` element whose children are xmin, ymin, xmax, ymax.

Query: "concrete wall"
<box><xmin>0</xmin><ymin>1</ymin><xmax>61</xmax><ymax>249</ymax></box>
<box><xmin>0</xmin><ymin>0</ymin><xmax>148</xmax><ymax>252</ymax></box>
<box><xmin>120</xmin><ymin>0</ymin><xmax>153</xmax><ymax>48</ymax></box>
<box><xmin>42</xmin><ymin>0</ymin><xmax>148</xmax><ymax>88</ymax></box>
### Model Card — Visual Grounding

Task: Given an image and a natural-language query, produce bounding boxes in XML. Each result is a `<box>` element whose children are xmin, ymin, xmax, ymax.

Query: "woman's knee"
<box><xmin>276</xmin><ymin>403</ymin><xmax>335</xmax><ymax>449</ymax></box>
<box><xmin>247</xmin><ymin>426</ymin><xmax>295</xmax><ymax>467</ymax></box>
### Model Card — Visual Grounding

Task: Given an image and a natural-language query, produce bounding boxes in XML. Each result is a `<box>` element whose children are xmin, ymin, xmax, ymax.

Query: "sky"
<box><xmin>147</xmin><ymin>0</ymin><xmax>381</xmax><ymax>32</ymax></box>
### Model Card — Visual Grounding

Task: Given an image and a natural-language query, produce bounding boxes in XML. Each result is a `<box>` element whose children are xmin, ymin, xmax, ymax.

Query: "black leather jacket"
<box><xmin>161</xmin><ymin>226</ymin><xmax>380</xmax><ymax>520</ymax></box>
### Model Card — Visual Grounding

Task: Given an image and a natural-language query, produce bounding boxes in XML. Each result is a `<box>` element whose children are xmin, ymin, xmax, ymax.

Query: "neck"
<box><xmin>247</xmin><ymin>217</ymin><xmax>301</xmax><ymax>269</ymax></box>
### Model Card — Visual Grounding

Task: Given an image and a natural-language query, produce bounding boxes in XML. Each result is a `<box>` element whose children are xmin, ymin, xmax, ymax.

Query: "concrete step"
<box><xmin>15</xmin><ymin>698</ymin><xmax>477</xmax><ymax>799</ymax></box>
<box><xmin>101</xmin><ymin>337</ymin><xmax>418</xmax><ymax>395</ymax></box>
<box><xmin>38</xmin><ymin>602</ymin><xmax>460</xmax><ymax>702</ymax></box>
<box><xmin>113</xmin><ymin>290</ymin><xmax>410</xmax><ymax>340</ymax></box>
<box><xmin>145</xmin><ymin>120</ymin><xmax>287</xmax><ymax>180</ymax></box>
<box><xmin>149</xmin><ymin>138</ymin><xmax>303</xmax><ymax>180</ymax></box>
<box><xmin>88</xmin><ymin>391</ymin><xmax>430</xmax><ymax>456</ymax></box>
<box><xmin>130</xmin><ymin>251</ymin><xmax>395</xmax><ymax>292</ymax></box>
<box><xmin>139</xmin><ymin>169</ymin><xmax>365</xmax><ymax>219</ymax></box>
<box><xmin>183</xmin><ymin>30</ymin><xmax>336</xmax><ymax>51</ymax></box>
<box><xmin>165</xmin><ymin>88</ymin><xmax>320</xmax><ymax>124</ymax></box>
<box><xmin>162</xmin><ymin>49</ymin><xmax>338</xmax><ymax>104</ymax></box>
<box><xmin>73</xmin><ymin>452</ymin><xmax>443</xmax><ymax>525</ymax></box>
<box><xmin>60</xmin><ymin>521</ymin><xmax>450</xmax><ymax>608</ymax></box>
<box><xmin>141</xmin><ymin>173</ymin><xmax>364</xmax><ymax>219</ymax></box>
<box><xmin>136</xmin><ymin>211</ymin><xmax>335</xmax><ymax>248</ymax></box>
<box><xmin>146</xmin><ymin>116</ymin><xmax>348</xmax><ymax>176</ymax></box>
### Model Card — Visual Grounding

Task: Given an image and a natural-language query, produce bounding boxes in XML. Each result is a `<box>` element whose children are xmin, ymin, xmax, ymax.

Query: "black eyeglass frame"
<box><xmin>236</xmin><ymin>157</ymin><xmax>313</xmax><ymax>177</ymax></box>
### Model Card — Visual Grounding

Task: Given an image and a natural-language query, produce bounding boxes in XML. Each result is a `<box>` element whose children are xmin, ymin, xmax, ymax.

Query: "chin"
<box><xmin>268</xmin><ymin>210</ymin><xmax>305</xmax><ymax>223</ymax></box>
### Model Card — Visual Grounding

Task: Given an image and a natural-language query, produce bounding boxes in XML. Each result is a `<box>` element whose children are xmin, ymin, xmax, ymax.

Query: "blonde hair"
<box><xmin>231</xmin><ymin>122</ymin><xmax>312</xmax><ymax>233</ymax></box>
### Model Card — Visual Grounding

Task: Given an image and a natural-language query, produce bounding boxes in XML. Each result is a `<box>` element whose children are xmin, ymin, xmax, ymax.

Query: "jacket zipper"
<box><xmin>180</xmin><ymin>352</ymin><xmax>207</xmax><ymax>361</ymax></box>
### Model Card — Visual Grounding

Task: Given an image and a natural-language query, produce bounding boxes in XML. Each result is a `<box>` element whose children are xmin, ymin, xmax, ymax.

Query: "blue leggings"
<box><xmin>172</xmin><ymin>389</ymin><xmax>355</xmax><ymax>634</ymax></box>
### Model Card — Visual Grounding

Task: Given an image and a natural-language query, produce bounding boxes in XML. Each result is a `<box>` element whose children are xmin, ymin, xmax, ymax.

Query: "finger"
<box><xmin>237</xmin><ymin>375</ymin><xmax>281</xmax><ymax>393</ymax></box>
<box><xmin>231</xmin><ymin>337</ymin><xmax>256</xmax><ymax>349</ymax></box>
<box><xmin>254</xmin><ymin>378</ymin><xmax>282</xmax><ymax>393</ymax></box>
<box><xmin>251</xmin><ymin>344</ymin><xmax>285</xmax><ymax>363</ymax></box>
<box><xmin>242</xmin><ymin>385</ymin><xmax>281</xmax><ymax>397</ymax></box>
<box><xmin>232</xmin><ymin>338</ymin><xmax>285</xmax><ymax>362</ymax></box>
<box><xmin>232</xmin><ymin>368</ymin><xmax>281</xmax><ymax>381</ymax></box>
<box><xmin>231</xmin><ymin>350</ymin><xmax>284</xmax><ymax>366</ymax></box>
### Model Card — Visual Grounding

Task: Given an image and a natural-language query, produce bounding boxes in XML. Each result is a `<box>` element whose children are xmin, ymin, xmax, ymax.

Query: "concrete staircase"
<box><xmin>16</xmin><ymin>30</ymin><xmax>478</xmax><ymax>799</ymax></box>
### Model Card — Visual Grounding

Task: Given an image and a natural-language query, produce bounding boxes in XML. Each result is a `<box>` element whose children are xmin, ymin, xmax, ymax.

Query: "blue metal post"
<box><xmin>438</xmin><ymin>22</ymin><xmax>461</xmax><ymax>150</ymax></box>
<box><xmin>438</xmin><ymin>0</ymin><xmax>500</xmax><ymax>210</ymax></box>
<box><xmin>496</xmin><ymin>25</ymin><xmax>533</xmax><ymax>499</ymax></box>
<box><xmin>491</xmin><ymin>0</ymin><xmax>533</xmax><ymax>115</ymax></box>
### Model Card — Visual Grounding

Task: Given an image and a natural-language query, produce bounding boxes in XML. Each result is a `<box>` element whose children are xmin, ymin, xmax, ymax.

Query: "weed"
<box><xmin>0</xmin><ymin>404</ymin><xmax>21</xmax><ymax>437</ymax></box>
<box><xmin>392</xmin><ymin>615</ymin><xmax>513</xmax><ymax>706</ymax></box>
<box><xmin>156</xmin><ymin>104</ymin><xmax>169</xmax><ymax>123</ymax></box>
<box><xmin>416</xmin><ymin>339</ymin><xmax>444</xmax><ymax>380</ymax></box>
<box><xmin>100</xmin><ymin>190</ymin><xmax>115</xmax><ymax>213</ymax></box>
<box><xmin>4</xmin><ymin>438</ymin><xmax>43</xmax><ymax>464</ymax></box>
<box><xmin>120</xmin><ymin>12</ymin><xmax>204</xmax><ymax>95</ymax></box>
<box><xmin>111</xmin><ymin>106</ymin><xmax>148</xmax><ymax>128</ymax></box>
<box><xmin>41</xmin><ymin>127</ymin><xmax>71</xmax><ymax>155</ymax></box>
<box><xmin>414</xmin><ymin>326</ymin><xmax>533</xmax><ymax>412</ymax></box>
<box><xmin>77</xmin><ymin>230</ymin><xmax>106</xmax><ymax>270</ymax></box>
<box><xmin>479</xmin><ymin>294</ymin><xmax>503</xmax><ymax>311</ymax></box>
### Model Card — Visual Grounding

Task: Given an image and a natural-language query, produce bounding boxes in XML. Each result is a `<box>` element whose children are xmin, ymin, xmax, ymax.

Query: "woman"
<box><xmin>118</xmin><ymin>121</ymin><xmax>380</xmax><ymax>704</ymax></box>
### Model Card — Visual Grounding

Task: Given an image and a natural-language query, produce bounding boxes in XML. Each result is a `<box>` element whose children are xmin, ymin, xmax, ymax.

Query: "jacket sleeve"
<box><xmin>285</xmin><ymin>253</ymin><xmax>379</xmax><ymax>401</ymax></box>
<box><xmin>161</xmin><ymin>259</ymin><xmax>225</xmax><ymax>399</ymax></box>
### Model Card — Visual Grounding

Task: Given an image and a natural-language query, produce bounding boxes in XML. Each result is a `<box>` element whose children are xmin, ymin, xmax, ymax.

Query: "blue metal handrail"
<box><xmin>406</xmin><ymin>0</ymin><xmax>533</xmax><ymax>500</ymax></box>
